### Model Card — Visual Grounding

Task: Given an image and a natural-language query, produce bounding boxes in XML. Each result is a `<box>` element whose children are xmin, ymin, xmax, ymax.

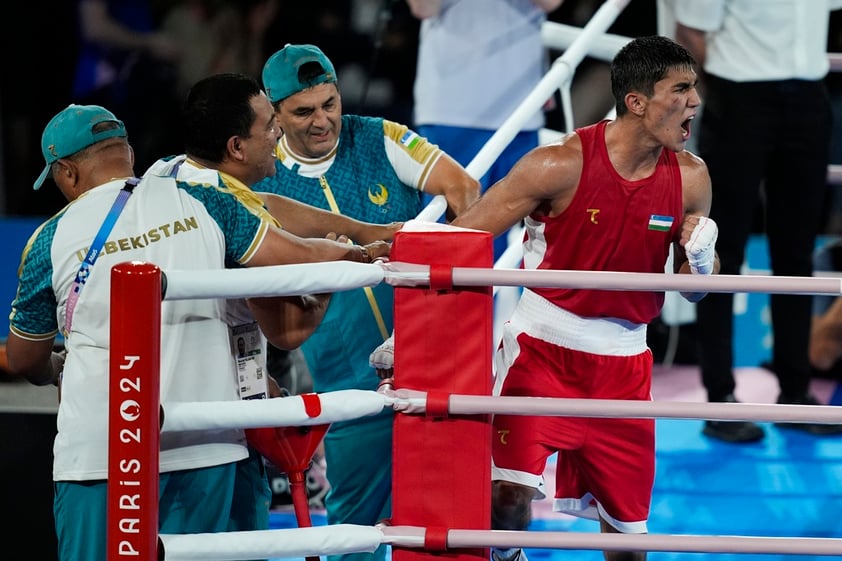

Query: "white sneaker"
<box><xmin>491</xmin><ymin>548</ymin><xmax>527</xmax><ymax>561</ymax></box>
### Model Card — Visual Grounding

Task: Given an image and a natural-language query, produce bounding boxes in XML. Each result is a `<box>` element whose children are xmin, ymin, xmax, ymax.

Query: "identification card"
<box><xmin>230</xmin><ymin>322</ymin><xmax>268</xmax><ymax>400</ymax></box>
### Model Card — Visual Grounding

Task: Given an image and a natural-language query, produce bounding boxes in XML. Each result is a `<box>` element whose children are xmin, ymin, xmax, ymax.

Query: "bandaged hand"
<box><xmin>377</xmin><ymin>384</ymin><xmax>427</xmax><ymax>414</ymax></box>
<box><xmin>683</xmin><ymin>216</ymin><xmax>718</xmax><ymax>275</ymax></box>
<box><xmin>369</xmin><ymin>333</ymin><xmax>394</xmax><ymax>379</ymax></box>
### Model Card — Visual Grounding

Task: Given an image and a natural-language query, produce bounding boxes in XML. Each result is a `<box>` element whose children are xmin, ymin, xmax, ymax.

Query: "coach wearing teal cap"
<box><xmin>262</xmin><ymin>43</ymin><xmax>338</xmax><ymax>104</ymax></box>
<box><xmin>256</xmin><ymin>44</ymin><xmax>480</xmax><ymax>561</ymax></box>
<box><xmin>33</xmin><ymin>104</ymin><xmax>128</xmax><ymax>190</ymax></box>
<box><xmin>11</xmin><ymin>100</ymin><xmax>281</xmax><ymax>561</ymax></box>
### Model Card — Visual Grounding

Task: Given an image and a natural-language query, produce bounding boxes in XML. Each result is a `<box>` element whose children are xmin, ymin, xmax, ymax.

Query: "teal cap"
<box><xmin>34</xmin><ymin>104</ymin><xmax>127</xmax><ymax>190</ymax></box>
<box><xmin>262</xmin><ymin>44</ymin><xmax>337</xmax><ymax>103</ymax></box>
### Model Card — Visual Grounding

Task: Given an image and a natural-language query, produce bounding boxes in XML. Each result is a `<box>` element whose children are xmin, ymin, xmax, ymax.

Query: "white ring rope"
<box><xmin>415</xmin><ymin>195</ymin><xmax>448</xmax><ymax>223</ymax></box>
<box><xmin>162</xmin><ymin>389</ymin><xmax>842</xmax><ymax>434</ymax></box>
<box><xmin>540</xmin><ymin>21</ymin><xmax>629</xmax><ymax>62</ymax></box>
<box><xmin>162</xmin><ymin>261</ymin><xmax>382</xmax><ymax>301</ymax></box>
<box><xmin>157</xmin><ymin>259</ymin><xmax>842</xmax><ymax>302</ymax></box>
<box><xmin>380</xmin><ymin>527</ymin><xmax>842</xmax><ymax>557</ymax></box>
<box><xmin>827</xmin><ymin>164</ymin><xmax>842</xmax><ymax>186</ymax></box>
<box><xmin>826</xmin><ymin>52</ymin><xmax>842</xmax><ymax>72</ymax></box>
<box><xmin>161</xmin><ymin>390</ymin><xmax>386</xmax><ymax>432</ymax></box>
<box><xmin>156</xmin><ymin>523</ymin><xmax>842</xmax><ymax>560</ymax></box>
<box><xmin>441</xmin><ymin>394</ymin><xmax>842</xmax><ymax>424</ymax></box>
<box><xmin>159</xmin><ymin>525</ymin><xmax>382</xmax><ymax>561</ymax></box>
<box><xmin>380</xmin><ymin>260</ymin><xmax>842</xmax><ymax>295</ymax></box>
<box><xmin>493</xmin><ymin>226</ymin><xmax>525</xmax><ymax>271</ymax></box>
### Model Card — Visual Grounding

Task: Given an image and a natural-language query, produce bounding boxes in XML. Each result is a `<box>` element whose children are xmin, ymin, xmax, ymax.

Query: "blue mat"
<box><xmin>522</xmin><ymin>419</ymin><xmax>842</xmax><ymax>561</ymax></box>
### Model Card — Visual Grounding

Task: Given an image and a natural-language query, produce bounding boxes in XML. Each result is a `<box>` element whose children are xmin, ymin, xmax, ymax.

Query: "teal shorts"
<box><xmin>229</xmin><ymin>447</ymin><xmax>271</xmax><ymax>533</ymax></box>
<box><xmin>324</xmin><ymin>413</ymin><xmax>393</xmax><ymax>561</ymax></box>
<box><xmin>55</xmin><ymin>462</ymin><xmax>238</xmax><ymax>561</ymax></box>
<box><xmin>227</xmin><ymin>448</ymin><xmax>272</xmax><ymax>561</ymax></box>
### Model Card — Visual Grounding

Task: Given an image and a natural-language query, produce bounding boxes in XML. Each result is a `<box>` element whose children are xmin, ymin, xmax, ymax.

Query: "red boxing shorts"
<box><xmin>491</xmin><ymin>290</ymin><xmax>655</xmax><ymax>534</ymax></box>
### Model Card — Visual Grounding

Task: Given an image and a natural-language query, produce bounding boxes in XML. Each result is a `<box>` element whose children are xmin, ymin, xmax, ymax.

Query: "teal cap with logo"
<box><xmin>262</xmin><ymin>44</ymin><xmax>337</xmax><ymax>103</ymax></box>
<box><xmin>34</xmin><ymin>104</ymin><xmax>127</xmax><ymax>190</ymax></box>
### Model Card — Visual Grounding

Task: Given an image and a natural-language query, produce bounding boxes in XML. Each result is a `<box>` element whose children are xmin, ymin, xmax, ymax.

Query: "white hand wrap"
<box><xmin>369</xmin><ymin>334</ymin><xmax>395</xmax><ymax>371</ymax></box>
<box><xmin>379</xmin><ymin>387</ymin><xmax>428</xmax><ymax>414</ymax></box>
<box><xmin>685</xmin><ymin>217</ymin><xmax>718</xmax><ymax>275</ymax></box>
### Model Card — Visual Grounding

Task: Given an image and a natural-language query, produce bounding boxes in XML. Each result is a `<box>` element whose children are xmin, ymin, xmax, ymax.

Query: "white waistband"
<box><xmin>510</xmin><ymin>290</ymin><xmax>648</xmax><ymax>356</ymax></box>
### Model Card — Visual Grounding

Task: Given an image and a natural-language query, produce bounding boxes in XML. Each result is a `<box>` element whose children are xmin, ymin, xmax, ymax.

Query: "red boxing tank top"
<box><xmin>525</xmin><ymin>120</ymin><xmax>683</xmax><ymax>324</ymax></box>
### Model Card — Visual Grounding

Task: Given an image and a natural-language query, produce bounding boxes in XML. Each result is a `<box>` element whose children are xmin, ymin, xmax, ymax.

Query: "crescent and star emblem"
<box><xmin>368</xmin><ymin>184</ymin><xmax>388</xmax><ymax>206</ymax></box>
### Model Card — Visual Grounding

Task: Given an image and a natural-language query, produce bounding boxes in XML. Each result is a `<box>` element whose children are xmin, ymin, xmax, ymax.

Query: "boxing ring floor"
<box><xmin>267</xmin><ymin>365</ymin><xmax>842</xmax><ymax>561</ymax></box>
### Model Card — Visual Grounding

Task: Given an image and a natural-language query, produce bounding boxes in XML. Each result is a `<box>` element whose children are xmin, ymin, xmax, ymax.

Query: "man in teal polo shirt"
<box><xmin>256</xmin><ymin>44</ymin><xmax>480</xmax><ymax>561</ymax></box>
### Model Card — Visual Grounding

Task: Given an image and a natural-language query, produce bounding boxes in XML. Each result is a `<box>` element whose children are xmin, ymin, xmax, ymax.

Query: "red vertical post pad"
<box><xmin>391</xmin><ymin>222</ymin><xmax>494</xmax><ymax>561</ymax></box>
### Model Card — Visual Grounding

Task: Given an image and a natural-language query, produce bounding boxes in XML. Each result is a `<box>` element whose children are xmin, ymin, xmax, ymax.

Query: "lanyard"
<box><xmin>64</xmin><ymin>178</ymin><xmax>139</xmax><ymax>335</ymax></box>
<box><xmin>318</xmin><ymin>175</ymin><xmax>389</xmax><ymax>342</ymax></box>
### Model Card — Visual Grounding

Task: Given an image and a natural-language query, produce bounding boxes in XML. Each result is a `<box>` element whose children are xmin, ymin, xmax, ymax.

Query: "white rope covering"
<box><xmin>827</xmin><ymin>52</ymin><xmax>842</xmax><ymax>72</ymax></box>
<box><xmin>159</xmin><ymin>525</ymin><xmax>382</xmax><ymax>561</ymax></box>
<box><xmin>493</xmin><ymin>226</ymin><xmax>525</xmax><ymax>270</ymax></box>
<box><xmin>160</xmin><ymin>260</ymin><xmax>842</xmax><ymax>297</ymax></box>
<box><xmin>829</xmin><ymin>164</ymin><xmax>842</xmax><ymax>186</ymax></box>
<box><xmin>380</xmin><ymin>527</ymin><xmax>842</xmax><ymax>556</ymax></box>
<box><xmin>381</xmin><ymin>388</ymin><xmax>842</xmax><ymax>424</ymax></box>
<box><xmin>540</xmin><ymin>20</ymin><xmax>629</xmax><ymax>62</ymax></box>
<box><xmin>158</xmin><ymin>523</ymin><xmax>842</xmax><ymax>559</ymax></box>
<box><xmin>415</xmin><ymin>195</ymin><xmax>448</xmax><ymax>223</ymax></box>
<box><xmin>444</xmin><ymin>395</ymin><xmax>842</xmax><ymax>424</ymax></box>
<box><xmin>380</xmin><ymin>261</ymin><xmax>842</xmax><ymax>295</ymax></box>
<box><xmin>161</xmin><ymin>390</ymin><xmax>387</xmax><ymax>432</ymax></box>
<box><xmin>162</xmin><ymin>261</ymin><xmax>383</xmax><ymax>300</ymax></box>
<box><xmin>161</xmin><ymin>387</ymin><xmax>842</xmax><ymax>434</ymax></box>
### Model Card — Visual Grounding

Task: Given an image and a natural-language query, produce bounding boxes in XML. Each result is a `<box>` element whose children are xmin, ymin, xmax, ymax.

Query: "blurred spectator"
<box><xmin>160</xmin><ymin>0</ymin><xmax>279</xmax><ymax>97</ymax></box>
<box><xmin>407</xmin><ymin>0</ymin><xmax>563</xmax><ymax>261</ymax></box>
<box><xmin>809</xmin><ymin>239</ymin><xmax>842</xmax><ymax>377</ymax></box>
<box><xmin>71</xmin><ymin>0</ymin><xmax>182</xmax><ymax>173</ymax></box>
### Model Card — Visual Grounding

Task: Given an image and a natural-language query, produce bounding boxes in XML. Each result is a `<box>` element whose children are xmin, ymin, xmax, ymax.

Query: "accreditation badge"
<box><xmin>230</xmin><ymin>321</ymin><xmax>268</xmax><ymax>400</ymax></box>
